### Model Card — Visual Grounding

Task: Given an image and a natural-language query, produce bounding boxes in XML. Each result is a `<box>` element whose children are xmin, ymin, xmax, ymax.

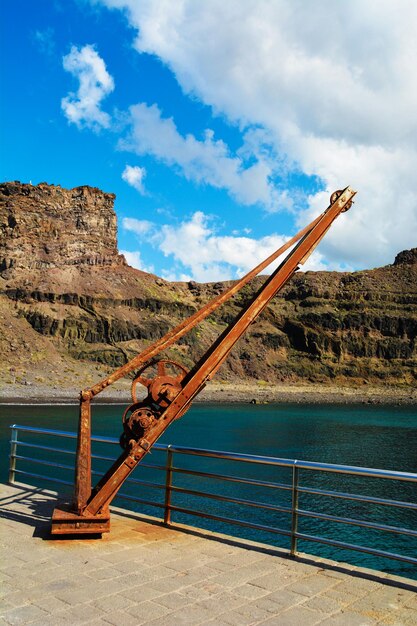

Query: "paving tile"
<box><xmin>162</xmin><ymin>556</ymin><xmax>211</xmax><ymax>572</ymax></box>
<box><xmin>250</xmin><ymin>570</ymin><xmax>303</xmax><ymax>591</ymax></box>
<box><xmin>319</xmin><ymin>610</ymin><xmax>378</xmax><ymax>625</ymax></box>
<box><xmin>58</xmin><ymin>604</ymin><xmax>107</xmax><ymax>624</ymax></box>
<box><xmin>322</xmin><ymin>587</ymin><xmax>365</xmax><ymax>607</ymax></box>
<box><xmin>207</xmin><ymin>559</ymin><xmax>241</xmax><ymax>573</ymax></box>
<box><xmin>89</xmin><ymin>592</ymin><xmax>136</xmax><ymax>613</ymax></box>
<box><xmin>25</xmin><ymin>613</ymin><xmax>76</xmax><ymax>626</ymax></box>
<box><xmin>337</xmin><ymin>578</ymin><xmax>383</xmax><ymax>595</ymax></box>
<box><xmin>232</xmin><ymin>583</ymin><xmax>269</xmax><ymax>599</ymax></box>
<box><xmin>350</xmin><ymin>586</ymin><xmax>415</xmax><ymax>613</ymax></box>
<box><xmin>1</xmin><ymin>484</ymin><xmax>417</xmax><ymax>626</ymax></box>
<box><xmin>263</xmin><ymin>588</ymin><xmax>306</xmax><ymax>608</ymax></box>
<box><xmin>2</xmin><ymin>604</ymin><xmax>49</xmax><ymax>625</ymax></box>
<box><xmin>302</xmin><ymin>594</ymin><xmax>342</xmax><ymax>615</ymax></box>
<box><xmin>153</xmin><ymin>592</ymin><xmax>192</xmax><ymax>610</ymax></box>
<box><xmin>144</xmin><ymin>605</ymin><xmax>214</xmax><ymax>625</ymax></box>
<box><xmin>289</xmin><ymin>573</ymin><xmax>339</xmax><ymax>597</ymax></box>
<box><xmin>85</xmin><ymin>567</ymin><xmax>125</xmax><ymax>581</ymax></box>
<box><xmin>110</xmin><ymin>560</ymin><xmax>142</xmax><ymax>574</ymax></box>
<box><xmin>96</xmin><ymin>550</ymin><xmax>133</xmax><ymax>565</ymax></box>
<box><xmin>233</xmin><ymin>603</ymin><xmax>272</xmax><ymax>622</ymax></box>
<box><xmin>125</xmin><ymin>600</ymin><xmax>171</xmax><ymax>622</ymax></box>
<box><xmin>166</xmin><ymin>566</ymin><xmax>219</xmax><ymax>587</ymax></box>
<box><xmin>202</xmin><ymin>619</ymin><xmax>236</xmax><ymax>626</ymax></box>
<box><xmin>146</xmin><ymin>576</ymin><xmax>188</xmax><ymax>594</ymax></box>
<box><xmin>102</xmin><ymin>609</ymin><xmax>142</xmax><ymax>626</ymax></box>
<box><xmin>118</xmin><ymin>584</ymin><xmax>164</xmax><ymax>603</ymax></box>
<box><xmin>195</xmin><ymin>592</ymin><xmax>246</xmax><ymax>616</ymax></box>
<box><xmin>219</xmin><ymin>609</ymin><xmax>262</xmax><ymax>625</ymax></box>
<box><xmin>31</xmin><ymin>595</ymin><xmax>71</xmax><ymax>613</ymax></box>
<box><xmin>252</xmin><ymin>596</ymin><xmax>288</xmax><ymax>614</ymax></box>
<box><xmin>393</xmin><ymin>608</ymin><xmax>417</xmax><ymax>625</ymax></box>
<box><xmin>210</xmin><ymin>562</ymin><xmax>277</xmax><ymax>588</ymax></box>
<box><xmin>176</xmin><ymin>585</ymin><xmax>218</xmax><ymax>602</ymax></box>
<box><xmin>260</xmin><ymin>605</ymin><xmax>322</xmax><ymax>625</ymax></box>
<box><xmin>404</xmin><ymin>593</ymin><xmax>417</xmax><ymax>610</ymax></box>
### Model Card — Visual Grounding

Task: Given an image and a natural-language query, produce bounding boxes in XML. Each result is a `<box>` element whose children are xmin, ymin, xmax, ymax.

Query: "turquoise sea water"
<box><xmin>1</xmin><ymin>402</ymin><xmax>416</xmax><ymax>578</ymax></box>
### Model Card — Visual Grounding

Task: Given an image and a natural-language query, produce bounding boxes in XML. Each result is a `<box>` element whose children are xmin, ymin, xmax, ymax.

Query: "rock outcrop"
<box><xmin>0</xmin><ymin>181</ymin><xmax>124</xmax><ymax>273</ymax></box>
<box><xmin>1</xmin><ymin>181</ymin><xmax>416</xmax><ymax>390</ymax></box>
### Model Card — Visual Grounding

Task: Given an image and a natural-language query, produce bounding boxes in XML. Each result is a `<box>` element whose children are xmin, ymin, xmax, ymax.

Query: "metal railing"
<box><xmin>8</xmin><ymin>423</ymin><xmax>417</xmax><ymax>568</ymax></box>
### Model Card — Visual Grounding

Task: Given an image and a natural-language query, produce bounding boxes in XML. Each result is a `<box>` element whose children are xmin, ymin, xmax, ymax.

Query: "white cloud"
<box><xmin>97</xmin><ymin>0</ymin><xmax>417</xmax><ymax>269</ymax></box>
<box><xmin>122</xmin><ymin>216</ymin><xmax>153</xmax><ymax>236</ymax></box>
<box><xmin>34</xmin><ymin>28</ymin><xmax>55</xmax><ymax>56</ymax></box>
<box><xmin>157</xmin><ymin>211</ymin><xmax>329</xmax><ymax>282</ymax></box>
<box><xmin>120</xmin><ymin>249</ymin><xmax>154</xmax><ymax>273</ymax></box>
<box><xmin>121</xmin><ymin>103</ymin><xmax>283</xmax><ymax>210</ymax></box>
<box><xmin>61</xmin><ymin>44</ymin><xmax>114</xmax><ymax>130</ymax></box>
<box><xmin>122</xmin><ymin>164</ymin><xmax>147</xmax><ymax>194</ymax></box>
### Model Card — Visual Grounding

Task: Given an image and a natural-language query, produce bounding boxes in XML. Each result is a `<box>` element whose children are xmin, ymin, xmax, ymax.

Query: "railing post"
<box><xmin>164</xmin><ymin>445</ymin><xmax>174</xmax><ymax>525</ymax></box>
<box><xmin>9</xmin><ymin>426</ymin><xmax>18</xmax><ymax>484</ymax></box>
<box><xmin>290</xmin><ymin>461</ymin><xmax>299</xmax><ymax>557</ymax></box>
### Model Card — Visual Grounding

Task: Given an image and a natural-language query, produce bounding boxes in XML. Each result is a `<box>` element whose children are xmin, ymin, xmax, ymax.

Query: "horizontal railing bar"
<box><xmin>124</xmin><ymin>477</ymin><xmax>165</xmax><ymax>491</ymax></box>
<box><xmin>91</xmin><ymin>453</ymin><xmax>118</xmax><ymax>463</ymax></box>
<box><xmin>170</xmin><ymin>446</ymin><xmax>417</xmax><ymax>481</ymax></box>
<box><xmin>169</xmin><ymin>484</ymin><xmax>292</xmax><ymax>515</ymax></box>
<box><xmin>9</xmin><ymin>423</ymin><xmax>417</xmax><ymax>570</ymax></box>
<box><xmin>10</xmin><ymin>425</ymin><xmax>417</xmax><ymax>482</ymax></box>
<box><xmin>90</xmin><ymin>469</ymin><xmax>164</xmax><ymax>492</ymax></box>
<box><xmin>14</xmin><ymin>455</ymin><xmax>74</xmax><ymax>472</ymax></box>
<box><xmin>297</xmin><ymin>508</ymin><xmax>417</xmax><ymax>537</ymax></box>
<box><xmin>13</xmin><ymin>442</ymin><xmax>413</xmax><ymax>514</ymax></box>
<box><xmin>14</xmin><ymin>468</ymin><xmax>73</xmax><ymax>487</ymax></box>
<box><xmin>13</xmin><ymin>471</ymin><xmax>165</xmax><ymax>504</ymax></box>
<box><xmin>169</xmin><ymin>446</ymin><xmax>295</xmax><ymax>466</ymax></box>
<box><xmin>296</xmin><ymin>532</ymin><xmax>417</xmax><ymax>566</ymax></box>
<box><xmin>299</xmin><ymin>461</ymin><xmax>417</xmax><ymax>482</ymax></box>
<box><xmin>298</xmin><ymin>485</ymin><xmax>417</xmax><ymax>511</ymax></box>
<box><xmin>171</xmin><ymin>465</ymin><xmax>292</xmax><ymax>491</ymax></box>
<box><xmin>91</xmin><ymin>453</ymin><xmax>165</xmax><ymax>473</ymax></box>
<box><xmin>12</xmin><ymin>448</ymin><xmax>165</xmax><ymax>475</ymax></box>
<box><xmin>115</xmin><ymin>492</ymin><xmax>165</xmax><ymax>510</ymax></box>
<box><xmin>14</xmin><ymin>442</ymin><xmax>413</xmax><ymax>512</ymax></box>
<box><xmin>167</xmin><ymin>503</ymin><xmax>292</xmax><ymax>538</ymax></box>
<box><xmin>90</xmin><ymin>469</ymin><xmax>165</xmax><ymax>491</ymax></box>
<box><xmin>10</xmin><ymin>425</ymin><xmax>79</xmax><ymax>440</ymax></box>
<box><xmin>9</xmin><ymin>425</ymin><xmax>167</xmax><ymax>449</ymax></box>
<box><xmin>11</xmin><ymin>441</ymin><xmax>76</xmax><ymax>456</ymax></box>
<box><xmin>135</xmin><ymin>463</ymin><xmax>166</xmax><ymax>472</ymax></box>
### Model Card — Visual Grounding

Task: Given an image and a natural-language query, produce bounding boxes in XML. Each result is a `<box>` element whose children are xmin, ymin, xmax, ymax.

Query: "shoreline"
<box><xmin>1</xmin><ymin>381</ymin><xmax>416</xmax><ymax>406</ymax></box>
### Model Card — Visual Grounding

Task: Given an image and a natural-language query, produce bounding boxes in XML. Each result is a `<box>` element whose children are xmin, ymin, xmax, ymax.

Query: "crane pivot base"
<box><xmin>51</xmin><ymin>505</ymin><xmax>110</xmax><ymax>536</ymax></box>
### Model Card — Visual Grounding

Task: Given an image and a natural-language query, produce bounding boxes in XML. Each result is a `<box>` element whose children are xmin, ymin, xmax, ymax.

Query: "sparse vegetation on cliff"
<box><xmin>1</xmin><ymin>181</ymin><xmax>416</xmax><ymax>400</ymax></box>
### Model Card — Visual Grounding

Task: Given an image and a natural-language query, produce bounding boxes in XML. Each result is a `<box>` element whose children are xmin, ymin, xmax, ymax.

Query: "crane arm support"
<box><xmin>82</xmin><ymin>187</ymin><xmax>355</xmax><ymax>518</ymax></box>
<box><xmin>74</xmin><ymin>213</ymin><xmax>323</xmax><ymax>510</ymax></box>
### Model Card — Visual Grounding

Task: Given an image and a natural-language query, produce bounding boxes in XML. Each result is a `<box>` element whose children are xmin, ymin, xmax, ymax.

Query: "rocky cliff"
<box><xmin>0</xmin><ymin>182</ymin><xmax>124</xmax><ymax>273</ymax></box>
<box><xmin>1</xmin><ymin>181</ymin><xmax>416</xmax><ymax>394</ymax></box>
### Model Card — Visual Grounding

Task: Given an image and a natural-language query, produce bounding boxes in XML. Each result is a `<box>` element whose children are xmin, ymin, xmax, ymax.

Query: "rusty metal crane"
<box><xmin>51</xmin><ymin>187</ymin><xmax>356</xmax><ymax>535</ymax></box>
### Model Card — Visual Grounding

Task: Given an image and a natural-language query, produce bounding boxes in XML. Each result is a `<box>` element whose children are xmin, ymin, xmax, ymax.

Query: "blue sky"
<box><xmin>1</xmin><ymin>1</ymin><xmax>416</xmax><ymax>281</ymax></box>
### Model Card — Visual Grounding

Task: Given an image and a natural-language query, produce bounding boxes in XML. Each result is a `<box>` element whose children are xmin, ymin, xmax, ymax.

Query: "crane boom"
<box><xmin>51</xmin><ymin>187</ymin><xmax>355</xmax><ymax>535</ymax></box>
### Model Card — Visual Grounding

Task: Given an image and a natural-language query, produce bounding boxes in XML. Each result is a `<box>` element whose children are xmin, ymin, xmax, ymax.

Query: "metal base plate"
<box><xmin>51</xmin><ymin>505</ymin><xmax>110</xmax><ymax>536</ymax></box>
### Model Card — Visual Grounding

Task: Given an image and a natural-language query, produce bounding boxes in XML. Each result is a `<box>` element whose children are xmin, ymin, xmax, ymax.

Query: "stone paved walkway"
<box><xmin>0</xmin><ymin>483</ymin><xmax>416</xmax><ymax>626</ymax></box>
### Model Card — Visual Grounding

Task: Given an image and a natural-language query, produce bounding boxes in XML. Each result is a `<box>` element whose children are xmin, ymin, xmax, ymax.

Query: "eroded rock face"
<box><xmin>0</xmin><ymin>181</ymin><xmax>416</xmax><ymax>387</ymax></box>
<box><xmin>394</xmin><ymin>248</ymin><xmax>417</xmax><ymax>266</ymax></box>
<box><xmin>0</xmin><ymin>181</ymin><xmax>124</xmax><ymax>272</ymax></box>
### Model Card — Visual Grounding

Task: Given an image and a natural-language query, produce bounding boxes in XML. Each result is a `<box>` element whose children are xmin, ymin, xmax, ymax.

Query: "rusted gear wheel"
<box><xmin>330</xmin><ymin>189</ymin><xmax>353</xmax><ymax>212</ymax></box>
<box><xmin>120</xmin><ymin>402</ymin><xmax>157</xmax><ymax>448</ymax></box>
<box><xmin>131</xmin><ymin>359</ymin><xmax>189</xmax><ymax>408</ymax></box>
